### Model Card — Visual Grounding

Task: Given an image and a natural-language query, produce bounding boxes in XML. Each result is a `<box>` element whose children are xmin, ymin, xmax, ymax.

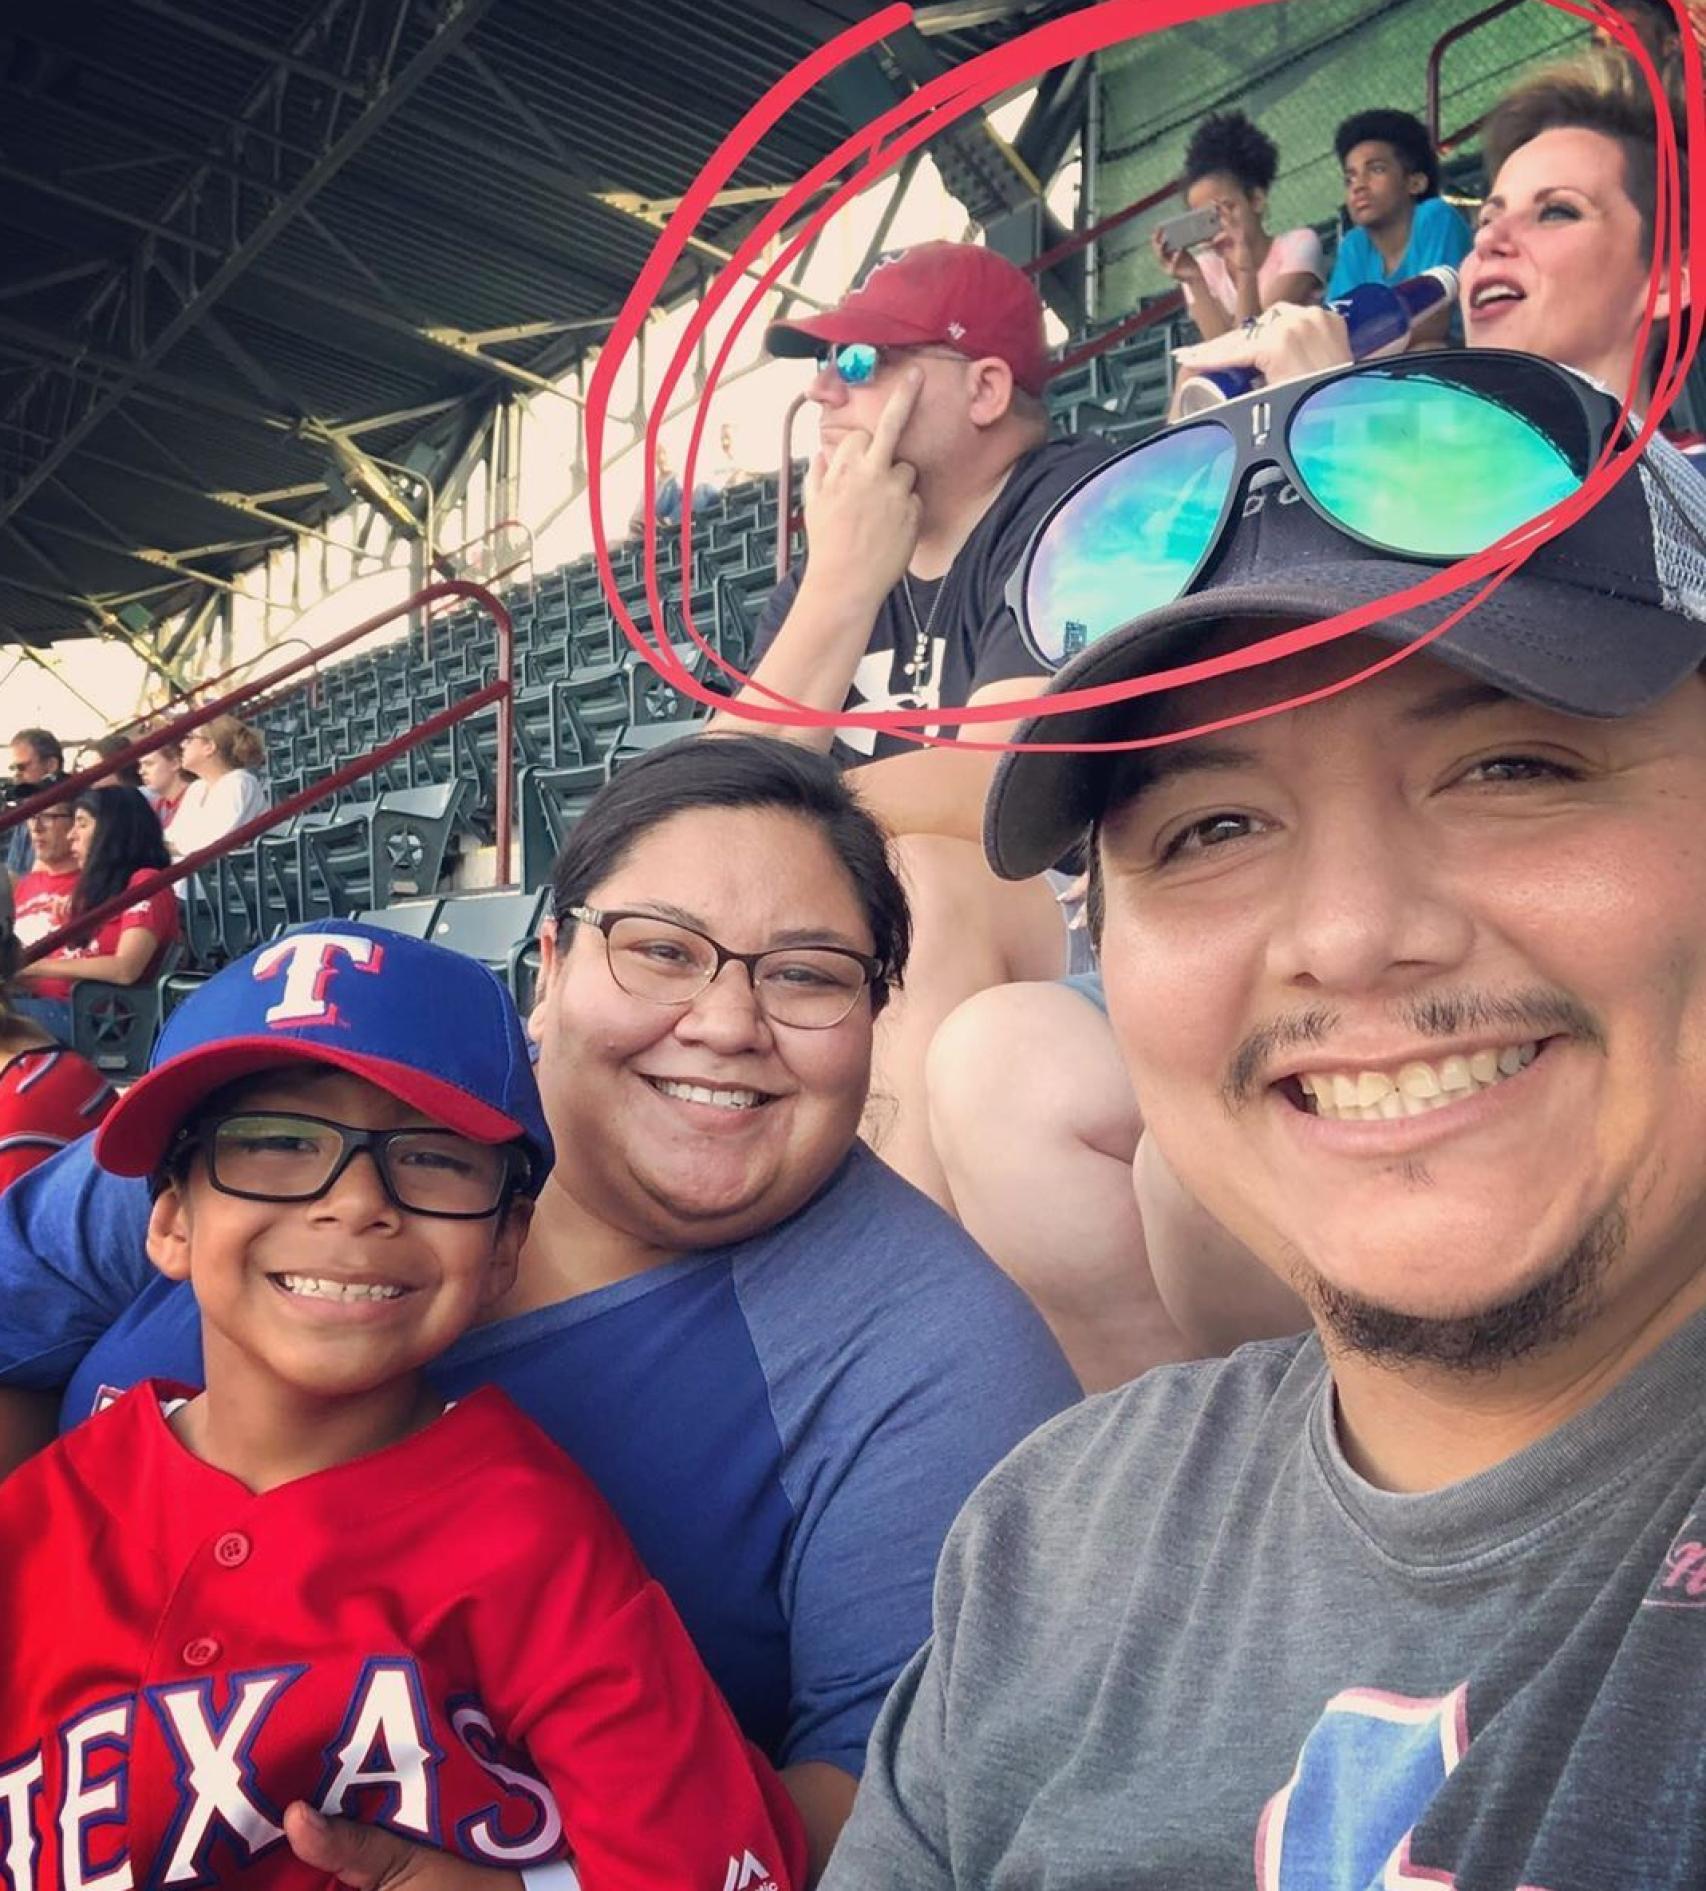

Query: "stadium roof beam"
<box><xmin>120</xmin><ymin>0</ymin><xmax>374</xmax><ymax>99</ymax></box>
<box><xmin>0</xmin><ymin>0</ymin><xmax>501</xmax><ymax>537</ymax></box>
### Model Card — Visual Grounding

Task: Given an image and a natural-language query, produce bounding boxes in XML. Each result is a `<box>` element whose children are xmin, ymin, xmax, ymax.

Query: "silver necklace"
<box><xmin>901</xmin><ymin>572</ymin><xmax>946</xmax><ymax>687</ymax></box>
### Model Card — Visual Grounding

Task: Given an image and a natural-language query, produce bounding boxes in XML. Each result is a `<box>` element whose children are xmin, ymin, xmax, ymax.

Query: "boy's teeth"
<box><xmin>278</xmin><ymin>1275</ymin><xmax>406</xmax><ymax>1302</ymax></box>
<box><xmin>653</xmin><ymin>1080</ymin><xmax>763</xmax><ymax>1110</ymax></box>
<box><xmin>1297</xmin><ymin>1042</ymin><xmax>1538</xmax><ymax>1121</ymax></box>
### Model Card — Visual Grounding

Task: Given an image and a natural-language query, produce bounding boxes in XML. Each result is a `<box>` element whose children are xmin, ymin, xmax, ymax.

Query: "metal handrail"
<box><xmin>1427</xmin><ymin>0</ymin><xmax>1525</xmax><ymax>152</ymax></box>
<box><xmin>4</xmin><ymin>576</ymin><xmax>516</xmax><ymax>885</ymax></box>
<box><xmin>111</xmin><ymin>637</ymin><xmax>320</xmax><ymax>739</ymax></box>
<box><xmin>1024</xmin><ymin>174</ymin><xmax>1182</xmax><ymax>278</ymax></box>
<box><xmin>1053</xmin><ymin>288</ymin><xmax>1186</xmax><ymax>378</ymax></box>
<box><xmin>21</xmin><ymin>679</ymin><xmax>510</xmax><ymax>969</ymax></box>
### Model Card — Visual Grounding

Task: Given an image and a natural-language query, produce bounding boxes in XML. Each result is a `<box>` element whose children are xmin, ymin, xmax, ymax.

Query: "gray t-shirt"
<box><xmin>826</xmin><ymin>1313</ymin><xmax>1706</xmax><ymax>1888</ymax></box>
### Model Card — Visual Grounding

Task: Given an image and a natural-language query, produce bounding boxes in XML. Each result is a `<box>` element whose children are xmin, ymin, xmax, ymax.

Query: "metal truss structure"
<box><xmin>0</xmin><ymin>0</ymin><xmax>1087</xmax><ymax>698</ymax></box>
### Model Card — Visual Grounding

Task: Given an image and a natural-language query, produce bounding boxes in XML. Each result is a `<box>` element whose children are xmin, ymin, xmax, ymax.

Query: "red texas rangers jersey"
<box><xmin>0</xmin><ymin>1382</ymin><xmax>805</xmax><ymax>1891</ymax></box>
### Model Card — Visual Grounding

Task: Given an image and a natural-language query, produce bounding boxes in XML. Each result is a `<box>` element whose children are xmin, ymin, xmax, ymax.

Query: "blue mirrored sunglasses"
<box><xmin>816</xmin><ymin>342</ymin><xmax>884</xmax><ymax>385</ymax></box>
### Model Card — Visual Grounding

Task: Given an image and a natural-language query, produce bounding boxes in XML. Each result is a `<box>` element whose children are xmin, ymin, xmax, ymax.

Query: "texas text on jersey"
<box><xmin>0</xmin><ymin>1384</ymin><xmax>805</xmax><ymax>1890</ymax></box>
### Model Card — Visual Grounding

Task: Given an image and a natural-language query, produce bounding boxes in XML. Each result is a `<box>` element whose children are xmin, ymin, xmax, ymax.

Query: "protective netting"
<box><xmin>1094</xmin><ymin>0</ymin><xmax>1587</xmax><ymax>317</ymax></box>
<box><xmin>1643</xmin><ymin>432</ymin><xmax>1706</xmax><ymax>620</ymax></box>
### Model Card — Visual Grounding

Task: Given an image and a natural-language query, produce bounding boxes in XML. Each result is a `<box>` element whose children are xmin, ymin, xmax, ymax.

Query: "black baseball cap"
<box><xmin>984</xmin><ymin>429</ymin><xmax>1706</xmax><ymax>881</ymax></box>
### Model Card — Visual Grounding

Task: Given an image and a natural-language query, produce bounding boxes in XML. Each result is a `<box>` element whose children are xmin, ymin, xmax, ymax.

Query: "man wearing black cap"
<box><xmin>822</xmin><ymin>362</ymin><xmax>1706</xmax><ymax>1887</ymax></box>
<box><xmin>714</xmin><ymin>242</ymin><xmax>1109</xmax><ymax>1201</ymax></box>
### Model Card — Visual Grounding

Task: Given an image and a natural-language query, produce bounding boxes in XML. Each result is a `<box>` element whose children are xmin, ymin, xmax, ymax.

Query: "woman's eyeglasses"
<box><xmin>1007</xmin><ymin>350</ymin><xmax>1640</xmax><ymax>670</ymax></box>
<box><xmin>565</xmin><ymin>905</ymin><xmax>880</xmax><ymax>1029</ymax></box>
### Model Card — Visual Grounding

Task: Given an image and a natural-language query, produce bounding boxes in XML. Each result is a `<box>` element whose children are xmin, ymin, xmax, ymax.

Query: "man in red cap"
<box><xmin>713</xmin><ymin>241</ymin><xmax>1109</xmax><ymax>1203</ymax></box>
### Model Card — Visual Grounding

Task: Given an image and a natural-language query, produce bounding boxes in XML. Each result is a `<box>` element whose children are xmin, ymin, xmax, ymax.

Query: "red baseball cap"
<box><xmin>766</xmin><ymin>241</ymin><xmax>1053</xmax><ymax>396</ymax></box>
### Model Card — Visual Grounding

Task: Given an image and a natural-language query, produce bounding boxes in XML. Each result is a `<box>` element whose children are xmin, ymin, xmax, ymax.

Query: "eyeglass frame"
<box><xmin>814</xmin><ymin>340</ymin><xmax>973</xmax><ymax>386</ymax></box>
<box><xmin>1001</xmin><ymin>349</ymin><xmax>1643</xmax><ymax>672</ymax></box>
<box><xmin>563</xmin><ymin>904</ymin><xmax>885</xmax><ymax>1028</ymax></box>
<box><xmin>170</xmin><ymin>1110</ymin><xmax>528</xmax><ymax>1220</ymax></box>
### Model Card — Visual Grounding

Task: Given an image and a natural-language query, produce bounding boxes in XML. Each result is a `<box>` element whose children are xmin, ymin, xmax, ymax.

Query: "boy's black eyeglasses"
<box><xmin>564</xmin><ymin>904</ymin><xmax>881</xmax><ymax>1029</ymax></box>
<box><xmin>177</xmin><ymin>1112</ymin><xmax>524</xmax><ymax>1219</ymax></box>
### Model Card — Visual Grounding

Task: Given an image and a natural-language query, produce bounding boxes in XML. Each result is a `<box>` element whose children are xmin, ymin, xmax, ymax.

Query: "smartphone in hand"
<box><xmin>1154</xmin><ymin>205</ymin><xmax>1222</xmax><ymax>254</ymax></box>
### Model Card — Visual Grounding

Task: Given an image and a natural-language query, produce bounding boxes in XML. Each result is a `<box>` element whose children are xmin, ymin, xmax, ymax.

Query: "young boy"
<box><xmin>0</xmin><ymin>919</ymin><xmax>805</xmax><ymax>1890</ymax></box>
<box><xmin>1324</xmin><ymin>107</ymin><xmax>1471</xmax><ymax>316</ymax></box>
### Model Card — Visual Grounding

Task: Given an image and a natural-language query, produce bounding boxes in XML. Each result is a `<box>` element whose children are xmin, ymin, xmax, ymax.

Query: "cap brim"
<box><xmin>984</xmin><ymin>558</ymin><xmax>1706</xmax><ymax>881</ymax></box>
<box><xmin>765</xmin><ymin>309</ymin><xmax>949</xmax><ymax>358</ymax></box>
<box><xmin>95</xmin><ymin>1038</ymin><xmax>528</xmax><ymax>1177</ymax></box>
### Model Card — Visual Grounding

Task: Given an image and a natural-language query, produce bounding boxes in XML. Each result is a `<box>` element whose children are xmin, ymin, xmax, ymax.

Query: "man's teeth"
<box><xmin>1298</xmin><ymin>1043</ymin><xmax>1538</xmax><ymax>1120</ymax></box>
<box><xmin>653</xmin><ymin>1079</ymin><xmax>765</xmax><ymax>1111</ymax></box>
<box><xmin>277</xmin><ymin>1275</ymin><xmax>406</xmax><ymax>1302</ymax></box>
<box><xmin>1472</xmin><ymin>284</ymin><xmax>1522</xmax><ymax>307</ymax></box>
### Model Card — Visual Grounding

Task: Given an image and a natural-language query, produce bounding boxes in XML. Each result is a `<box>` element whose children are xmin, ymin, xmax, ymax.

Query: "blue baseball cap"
<box><xmin>95</xmin><ymin>920</ymin><xmax>553</xmax><ymax>1192</ymax></box>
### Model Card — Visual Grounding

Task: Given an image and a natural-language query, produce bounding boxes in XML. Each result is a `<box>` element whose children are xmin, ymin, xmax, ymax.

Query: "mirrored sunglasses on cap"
<box><xmin>1007</xmin><ymin>351</ymin><xmax>1636</xmax><ymax>670</ymax></box>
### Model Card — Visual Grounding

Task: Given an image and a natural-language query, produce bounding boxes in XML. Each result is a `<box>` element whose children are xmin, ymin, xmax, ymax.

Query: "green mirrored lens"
<box><xmin>1289</xmin><ymin>367</ymin><xmax>1585</xmax><ymax>557</ymax></box>
<box><xmin>1024</xmin><ymin>425</ymin><xmax>1238</xmax><ymax>666</ymax></box>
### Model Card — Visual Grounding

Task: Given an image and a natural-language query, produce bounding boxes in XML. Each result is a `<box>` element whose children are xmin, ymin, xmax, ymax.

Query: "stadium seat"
<box><xmin>70</xmin><ymin>943</ymin><xmax>186</xmax><ymax>1078</ymax></box>
<box><xmin>369</xmin><ymin>780</ymin><xmax>471</xmax><ymax>906</ymax></box>
<box><xmin>518</xmin><ymin>763</ymin><xmax>606</xmax><ymax>892</ymax></box>
<box><xmin>301</xmin><ymin>796</ymin><xmax>384</xmax><ymax>917</ymax></box>
<box><xmin>604</xmin><ymin>717</ymin><xmax>706</xmax><ymax>778</ymax></box>
<box><xmin>354</xmin><ymin>898</ymin><xmax>443</xmax><ymax>939</ymax></box>
<box><xmin>430</xmin><ymin>887</ymin><xmax>548</xmax><ymax>995</ymax></box>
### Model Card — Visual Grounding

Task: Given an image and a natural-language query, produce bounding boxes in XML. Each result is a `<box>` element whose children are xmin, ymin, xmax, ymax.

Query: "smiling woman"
<box><xmin>0</xmin><ymin>734</ymin><xmax>1078</xmax><ymax>1879</ymax></box>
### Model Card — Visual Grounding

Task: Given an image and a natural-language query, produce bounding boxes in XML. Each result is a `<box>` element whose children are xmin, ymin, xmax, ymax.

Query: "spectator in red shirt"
<box><xmin>11</xmin><ymin>787</ymin><xmax>177</xmax><ymax>1044</ymax></box>
<box><xmin>9</xmin><ymin>804</ymin><xmax>80</xmax><ymax>950</ymax></box>
<box><xmin>0</xmin><ymin>884</ymin><xmax>114</xmax><ymax>1192</ymax></box>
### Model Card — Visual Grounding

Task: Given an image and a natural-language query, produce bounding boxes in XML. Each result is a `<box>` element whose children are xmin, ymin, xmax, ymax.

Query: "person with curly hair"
<box><xmin>1324</xmin><ymin>106</ymin><xmax>1471</xmax><ymax>306</ymax></box>
<box><xmin>1151</xmin><ymin>110</ymin><xmax>1326</xmax><ymax>340</ymax></box>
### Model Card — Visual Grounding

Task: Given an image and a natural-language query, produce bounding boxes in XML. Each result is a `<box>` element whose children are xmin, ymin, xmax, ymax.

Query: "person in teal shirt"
<box><xmin>1325</xmin><ymin>108</ymin><xmax>1472</xmax><ymax>325</ymax></box>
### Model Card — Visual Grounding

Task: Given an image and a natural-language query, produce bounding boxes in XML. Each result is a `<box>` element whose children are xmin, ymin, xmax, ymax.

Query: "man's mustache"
<box><xmin>1222</xmin><ymin>988</ymin><xmax>1607</xmax><ymax>1111</ymax></box>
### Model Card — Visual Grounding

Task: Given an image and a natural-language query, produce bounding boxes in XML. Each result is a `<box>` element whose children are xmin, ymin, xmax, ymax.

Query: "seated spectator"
<box><xmin>10</xmin><ymin>786</ymin><xmax>178</xmax><ymax>1043</ymax></box>
<box><xmin>827</xmin><ymin>367</ymin><xmax>1706</xmax><ymax>1887</ymax></box>
<box><xmin>0</xmin><ymin>881</ymin><xmax>113</xmax><ymax>1192</ymax></box>
<box><xmin>73</xmin><ymin>733</ymin><xmax>142</xmax><ymax>789</ymax></box>
<box><xmin>1151</xmin><ymin>110</ymin><xmax>1326</xmax><ymax>340</ymax></box>
<box><xmin>5</xmin><ymin>728</ymin><xmax>63</xmax><ymax>878</ymax></box>
<box><xmin>0</xmin><ymin>736</ymin><xmax>1076</xmax><ymax>1878</ymax></box>
<box><xmin>166</xmin><ymin>714</ymin><xmax>267</xmax><ymax>861</ymax></box>
<box><xmin>135</xmin><ymin>731</ymin><xmax>194</xmax><ymax>828</ymax></box>
<box><xmin>715</xmin><ymin>241</ymin><xmax>1111</xmax><ymax>1203</ymax></box>
<box><xmin>9</xmin><ymin>805</ymin><xmax>79</xmax><ymax>954</ymax></box>
<box><xmin>1176</xmin><ymin>54</ymin><xmax>1690</xmax><ymax>411</ymax></box>
<box><xmin>708</xmin><ymin>419</ymin><xmax>761</xmax><ymax>492</ymax></box>
<box><xmin>1324</xmin><ymin>107</ymin><xmax>1471</xmax><ymax>325</ymax></box>
<box><xmin>629</xmin><ymin>442</ymin><xmax>719</xmax><ymax>537</ymax></box>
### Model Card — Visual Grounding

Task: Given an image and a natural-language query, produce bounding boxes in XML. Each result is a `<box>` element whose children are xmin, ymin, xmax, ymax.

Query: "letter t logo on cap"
<box><xmin>252</xmin><ymin>933</ymin><xmax>384</xmax><ymax>1028</ymax></box>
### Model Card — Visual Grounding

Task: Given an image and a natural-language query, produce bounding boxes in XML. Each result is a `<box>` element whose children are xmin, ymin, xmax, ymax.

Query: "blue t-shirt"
<box><xmin>1325</xmin><ymin>196</ymin><xmax>1473</xmax><ymax>300</ymax></box>
<box><xmin>0</xmin><ymin>1136</ymin><xmax>1077</xmax><ymax>1776</ymax></box>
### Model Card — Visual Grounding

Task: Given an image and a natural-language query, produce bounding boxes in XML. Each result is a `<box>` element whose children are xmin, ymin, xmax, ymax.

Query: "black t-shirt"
<box><xmin>752</xmin><ymin>435</ymin><xmax>1112</xmax><ymax>764</ymax></box>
